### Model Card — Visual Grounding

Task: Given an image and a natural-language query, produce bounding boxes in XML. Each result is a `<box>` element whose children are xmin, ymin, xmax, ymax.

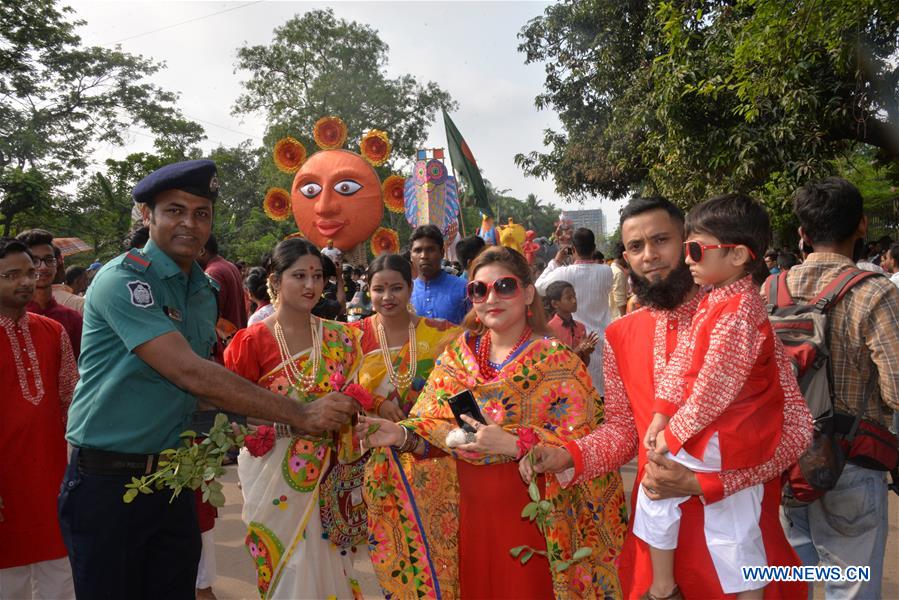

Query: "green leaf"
<box><xmin>510</xmin><ymin>545</ymin><xmax>527</xmax><ymax>558</ymax></box>
<box><xmin>208</xmin><ymin>490</ymin><xmax>226</xmax><ymax>508</ymax></box>
<box><xmin>179</xmin><ymin>430</ymin><xmax>197</xmax><ymax>439</ymax></box>
<box><xmin>528</xmin><ymin>480</ymin><xmax>540</xmax><ymax>503</ymax></box>
<box><xmin>554</xmin><ymin>560</ymin><xmax>570</xmax><ymax>572</ymax></box>
<box><xmin>123</xmin><ymin>489</ymin><xmax>139</xmax><ymax>503</ymax></box>
<box><xmin>572</xmin><ymin>547</ymin><xmax>593</xmax><ymax>561</ymax></box>
<box><xmin>538</xmin><ymin>500</ymin><xmax>552</xmax><ymax>513</ymax></box>
<box><xmin>520</xmin><ymin>549</ymin><xmax>534</xmax><ymax>565</ymax></box>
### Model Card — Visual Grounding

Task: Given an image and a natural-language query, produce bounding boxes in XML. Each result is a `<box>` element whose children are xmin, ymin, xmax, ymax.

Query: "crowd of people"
<box><xmin>1</xmin><ymin>158</ymin><xmax>897</xmax><ymax>600</ymax></box>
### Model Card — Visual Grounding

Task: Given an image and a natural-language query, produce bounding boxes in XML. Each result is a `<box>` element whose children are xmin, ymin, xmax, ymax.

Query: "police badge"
<box><xmin>127</xmin><ymin>280</ymin><xmax>154</xmax><ymax>308</ymax></box>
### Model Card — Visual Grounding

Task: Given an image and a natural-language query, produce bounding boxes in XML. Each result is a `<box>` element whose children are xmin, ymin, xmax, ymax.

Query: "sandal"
<box><xmin>639</xmin><ymin>586</ymin><xmax>683</xmax><ymax>600</ymax></box>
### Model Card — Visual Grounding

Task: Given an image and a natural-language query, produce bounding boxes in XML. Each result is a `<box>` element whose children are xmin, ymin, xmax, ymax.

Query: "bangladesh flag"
<box><xmin>443</xmin><ymin>109</ymin><xmax>494</xmax><ymax>218</ymax></box>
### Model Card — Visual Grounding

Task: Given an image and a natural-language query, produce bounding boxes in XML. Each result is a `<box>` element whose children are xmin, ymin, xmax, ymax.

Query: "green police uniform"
<box><xmin>66</xmin><ymin>238</ymin><xmax>219</xmax><ymax>454</ymax></box>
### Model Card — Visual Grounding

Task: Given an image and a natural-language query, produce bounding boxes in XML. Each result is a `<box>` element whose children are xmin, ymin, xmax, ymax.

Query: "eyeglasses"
<box><xmin>33</xmin><ymin>256</ymin><xmax>57</xmax><ymax>268</ymax></box>
<box><xmin>0</xmin><ymin>270</ymin><xmax>39</xmax><ymax>281</ymax></box>
<box><xmin>466</xmin><ymin>275</ymin><xmax>523</xmax><ymax>303</ymax></box>
<box><xmin>683</xmin><ymin>241</ymin><xmax>757</xmax><ymax>263</ymax></box>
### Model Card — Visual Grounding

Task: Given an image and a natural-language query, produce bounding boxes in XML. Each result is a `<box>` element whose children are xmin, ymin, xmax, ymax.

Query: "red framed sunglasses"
<box><xmin>466</xmin><ymin>275</ymin><xmax>523</xmax><ymax>303</ymax></box>
<box><xmin>683</xmin><ymin>241</ymin><xmax>757</xmax><ymax>263</ymax></box>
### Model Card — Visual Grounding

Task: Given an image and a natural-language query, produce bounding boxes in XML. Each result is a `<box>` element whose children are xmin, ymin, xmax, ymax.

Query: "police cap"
<box><xmin>132</xmin><ymin>159</ymin><xmax>219</xmax><ymax>205</ymax></box>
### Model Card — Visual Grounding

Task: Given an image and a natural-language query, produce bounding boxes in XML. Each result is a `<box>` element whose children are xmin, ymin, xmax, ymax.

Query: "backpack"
<box><xmin>764</xmin><ymin>268</ymin><xmax>886</xmax><ymax>505</ymax></box>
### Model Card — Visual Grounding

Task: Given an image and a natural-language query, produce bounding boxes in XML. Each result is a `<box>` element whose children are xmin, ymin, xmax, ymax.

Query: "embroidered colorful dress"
<box><xmin>354</xmin><ymin>316</ymin><xmax>460</xmax><ymax>416</ymax></box>
<box><xmin>365</xmin><ymin>333</ymin><xmax>627</xmax><ymax>599</ymax></box>
<box><xmin>224</xmin><ymin>320</ymin><xmax>366</xmax><ymax>600</ymax></box>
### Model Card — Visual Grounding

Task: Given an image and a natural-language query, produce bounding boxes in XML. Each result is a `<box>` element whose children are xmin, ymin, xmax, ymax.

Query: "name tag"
<box><xmin>164</xmin><ymin>306</ymin><xmax>183</xmax><ymax>322</ymax></box>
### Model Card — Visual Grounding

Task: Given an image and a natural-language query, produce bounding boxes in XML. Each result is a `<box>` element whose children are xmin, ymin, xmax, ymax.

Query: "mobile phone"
<box><xmin>447</xmin><ymin>390</ymin><xmax>487</xmax><ymax>433</ymax></box>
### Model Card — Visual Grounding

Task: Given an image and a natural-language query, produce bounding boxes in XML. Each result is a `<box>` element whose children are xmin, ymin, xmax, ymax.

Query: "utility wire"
<box><xmin>103</xmin><ymin>1</ymin><xmax>263</xmax><ymax>46</ymax></box>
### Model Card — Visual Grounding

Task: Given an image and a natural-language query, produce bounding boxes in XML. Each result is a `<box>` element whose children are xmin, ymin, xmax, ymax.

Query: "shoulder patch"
<box><xmin>123</xmin><ymin>251</ymin><xmax>151</xmax><ymax>273</ymax></box>
<box><xmin>205</xmin><ymin>274</ymin><xmax>221</xmax><ymax>292</ymax></box>
<box><xmin>127</xmin><ymin>280</ymin><xmax>155</xmax><ymax>308</ymax></box>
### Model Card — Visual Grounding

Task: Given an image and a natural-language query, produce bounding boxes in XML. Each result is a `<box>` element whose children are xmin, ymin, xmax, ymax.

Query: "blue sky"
<box><xmin>68</xmin><ymin>1</ymin><xmax>625</xmax><ymax>227</ymax></box>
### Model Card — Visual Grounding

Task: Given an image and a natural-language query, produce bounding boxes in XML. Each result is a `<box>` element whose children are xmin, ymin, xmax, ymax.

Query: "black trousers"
<box><xmin>58</xmin><ymin>447</ymin><xmax>201</xmax><ymax>600</ymax></box>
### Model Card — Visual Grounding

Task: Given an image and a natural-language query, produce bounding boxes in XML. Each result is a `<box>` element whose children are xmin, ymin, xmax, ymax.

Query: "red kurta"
<box><xmin>566</xmin><ymin>292</ymin><xmax>813</xmax><ymax>599</ymax></box>
<box><xmin>0</xmin><ymin>313</ymin><xmax>78</xmax><ymax>568</ymax></box>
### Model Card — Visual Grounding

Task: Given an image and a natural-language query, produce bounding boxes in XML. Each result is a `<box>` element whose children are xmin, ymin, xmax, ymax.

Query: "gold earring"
<box><xmin>267</xmin><ymin>280</ymin><xmax>280</xmax><ymax>307</ymax></box>
<box><xmin>407</xmin><ymin>302</ymin><xmax>416</xmax><ymax>315</ymax></box>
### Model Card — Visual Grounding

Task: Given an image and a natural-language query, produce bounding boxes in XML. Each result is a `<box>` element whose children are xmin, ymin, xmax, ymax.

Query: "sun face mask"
<box><xmin>263</xmin><ymin>116</ymin><xmax>401</xmax><ymax>256</ymax></box>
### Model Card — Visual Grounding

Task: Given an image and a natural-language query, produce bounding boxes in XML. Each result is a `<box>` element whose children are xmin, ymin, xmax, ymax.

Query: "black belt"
<box><xmin>77</xmin><ymin>447</ymin><xmax>161</xmax><ymax>476</ymax></box>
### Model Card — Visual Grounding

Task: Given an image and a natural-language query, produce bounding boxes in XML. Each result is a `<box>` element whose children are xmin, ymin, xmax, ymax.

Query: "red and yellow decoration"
<box><xmin>263</xmin><ymin>187</ymin><xmax>292</xmax><ymax>221</ymax></box>
<box><xmin>370</xmin><ymin>227</ymin><xmax>399</xmax><ymax>256</ymax></box>
<box><xmin>381</xmin><ymin>175</ymin><xmax>406</xmax><ymax>214</ymax></box>
<box><xmin>273</xmin><ymin>137</ymin><xmax>307</xmax><ymax>173</ymax></box>
<box><xmin>359</xmin><ymin>129</ymin><xmax>391</xmax><ymax>167</ymax></box>
<box><xmin>313</xmin><ymin>116</ymin><xmax>348</xmax><ymax>150</ymax></box>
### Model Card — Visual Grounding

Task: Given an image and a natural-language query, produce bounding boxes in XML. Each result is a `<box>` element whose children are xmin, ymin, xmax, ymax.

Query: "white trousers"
<box><xmin>632</xmin><ymin>432</ymin><xmax>767</xmax><ymax>593</ymax></box>
<box><xmin>0</xmin><ymin>558</ymin><xmax>74</xmax><ymax>600</ymax></box>
<box><xmin>195</xmin><ymin>529</ymin><xmax>217</xmax><ymax>589</ymax></box>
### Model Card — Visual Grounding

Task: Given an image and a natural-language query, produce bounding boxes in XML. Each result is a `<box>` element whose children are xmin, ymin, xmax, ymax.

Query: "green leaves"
<box><xmin>121</xmin><ymin>413</ymin><xmax>246</xmax><ymax>508</ymax></box>
<box><xmin>511</xmin><ymin>469</ymin><xmax>592</xmax><ymax>573</ymax></box>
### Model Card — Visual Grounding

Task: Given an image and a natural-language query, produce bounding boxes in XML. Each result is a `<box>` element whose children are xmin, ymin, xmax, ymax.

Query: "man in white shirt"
<box><xmin>535</xmin><ymin>227</ymin><xmax>613</xmax><ymax>394</ymax></box>
<box><xmin>881</xmin><ymin>242</ymin><xmax>899</xmax><ymax>288</ymax></box>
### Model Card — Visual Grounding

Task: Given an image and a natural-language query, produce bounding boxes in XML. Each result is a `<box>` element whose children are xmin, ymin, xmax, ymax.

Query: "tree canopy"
<box><xmin>234</xmin><ymin>8</ymin><xmax>457</xmax><ymax>165</ymax></box>
<box><xmin>517</xmin><ymin>0</ymin><xmax>899</xmax><ymax>219</ymax></box>
<box><xmin>0</xmin><ymin>0</ymin><xmax>205</xmax><ymax>233</ymax></box>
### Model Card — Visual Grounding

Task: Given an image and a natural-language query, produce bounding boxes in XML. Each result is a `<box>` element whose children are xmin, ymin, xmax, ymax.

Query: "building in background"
<box><xmin>562</xmin><ymin>209</ymin><xmax>607</xmax><ymax>249</ymax></box>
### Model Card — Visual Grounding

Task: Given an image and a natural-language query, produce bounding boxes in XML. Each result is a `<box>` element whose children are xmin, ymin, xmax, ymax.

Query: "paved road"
<box><xmin>209</xmin><ymin>461</ymin><xmax>898</xmax><ymax>599</ymax></box>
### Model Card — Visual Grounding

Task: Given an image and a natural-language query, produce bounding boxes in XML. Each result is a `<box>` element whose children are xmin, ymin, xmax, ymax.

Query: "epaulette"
<box><xmin>205</xmin><ymin>274</ymin><xmax>221</xmax><ymax>293</ymax></box>
<box><xmin>122</xmin><ymin>250</ymin><xmax>151</xmax><ymax>273</ymax></box>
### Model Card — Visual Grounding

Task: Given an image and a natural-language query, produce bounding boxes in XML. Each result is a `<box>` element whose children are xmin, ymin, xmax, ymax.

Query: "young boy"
<box><xmin>543</xmin><ymin>280</ymin><xmax>599</xmax><ymax>366</ymax></box>
<box><xmin>634</xmin><ymin>194</ymin><xmax>786</xmax><ymax>600</ymax></box>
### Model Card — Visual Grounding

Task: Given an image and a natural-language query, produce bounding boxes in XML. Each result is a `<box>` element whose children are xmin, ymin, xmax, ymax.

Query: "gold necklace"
<box><xmin>375</xmin><ymin>314</ymin><xmax>417</xmax><ymax>391</ymax></box>
<box><xmin>274</xmin><ymin>317</ymin><xmax>320</xmax><ymax>392</ymax></box>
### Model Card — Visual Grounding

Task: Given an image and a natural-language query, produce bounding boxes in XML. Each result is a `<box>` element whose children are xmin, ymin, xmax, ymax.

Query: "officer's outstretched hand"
<box><xmin>292</xmin><ymin>392</ymin><xmax>360</xmax><ymax>434</ymax></box>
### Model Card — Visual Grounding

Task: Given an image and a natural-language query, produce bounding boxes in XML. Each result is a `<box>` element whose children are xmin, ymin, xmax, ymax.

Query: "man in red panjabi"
<box><xmin>525</xmin><ymin>197</ymin><xmax>814</xmax><ymax>599</ymax></box>
<box><xmin>0</xmin><ymin>237</ymin><xmax>78</xmax><ymax>599</ymax></box>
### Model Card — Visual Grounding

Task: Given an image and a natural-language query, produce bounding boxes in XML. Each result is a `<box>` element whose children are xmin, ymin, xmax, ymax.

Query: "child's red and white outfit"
<box><xmin>631</xmin><ymin>276</ymin><xmax>785</xmax><ymax>593</ymax></box>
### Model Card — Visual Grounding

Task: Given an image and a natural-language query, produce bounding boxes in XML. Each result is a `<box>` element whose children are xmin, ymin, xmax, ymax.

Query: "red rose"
<box><xmin>344</xmin><ymin>383</ymin><xmax>375</xmax><ymax>411</ymax></box>
<box><xmin>516</xmin><ymin>427</ymin><xmax>540</xmax><ymax>459</ymax></box>
<box><xmin>244</xmin><ymin>425</ymin><xmax>276</xmax><ymax>457</ymax></box>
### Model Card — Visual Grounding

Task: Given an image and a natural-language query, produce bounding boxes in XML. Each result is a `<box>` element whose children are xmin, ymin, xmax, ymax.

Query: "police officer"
<box><xmin>58</xmin><ymin>160</ymin><xmax>359</xmax><ymax>599</ymax></box>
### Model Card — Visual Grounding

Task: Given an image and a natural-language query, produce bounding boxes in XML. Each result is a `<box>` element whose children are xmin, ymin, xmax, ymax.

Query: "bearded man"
<box><xmin>523</xmin><ymin>196</ymin><xmax>813</xmax><ymax>599</ymax></box>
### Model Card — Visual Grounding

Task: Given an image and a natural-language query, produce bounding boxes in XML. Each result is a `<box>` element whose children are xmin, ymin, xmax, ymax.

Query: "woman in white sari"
<box><xmin>224</xmin><ymin>238</ymin><xmax>367</xmax><ymax>599</ymax></box>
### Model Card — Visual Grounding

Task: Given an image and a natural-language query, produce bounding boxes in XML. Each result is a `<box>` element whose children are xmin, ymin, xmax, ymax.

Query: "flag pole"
<box><xmin>451</xmin><ymin>165</ymin><xmax>468</xmax><ymax>238</ymax></box>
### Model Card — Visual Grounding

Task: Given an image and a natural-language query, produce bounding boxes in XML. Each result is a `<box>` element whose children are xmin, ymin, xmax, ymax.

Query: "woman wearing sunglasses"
<box><xmin>353</xmin><ymin>253</ymin><xmax>460</xmax><ymax>421</ymax></box>
<box><xmin>358</xmin><ymin>246</ymin><xmax>627</xmax><ymax>599</ymax></box>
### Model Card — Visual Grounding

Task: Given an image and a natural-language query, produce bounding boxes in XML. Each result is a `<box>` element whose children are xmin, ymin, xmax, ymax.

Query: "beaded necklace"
<box><xmin>273</xmin><ymin>317</ymin><xmax>321</xmax><ymax>392</ymax></box>
<box><xmin>375</xmin><ymin>315</ymin><xmax>417</xmax><ymax>391</ymax></box>
<box><xmin>475</xmin><ymin>326</ymin><xmax>532</xmax><ymax>380</ymax></box>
